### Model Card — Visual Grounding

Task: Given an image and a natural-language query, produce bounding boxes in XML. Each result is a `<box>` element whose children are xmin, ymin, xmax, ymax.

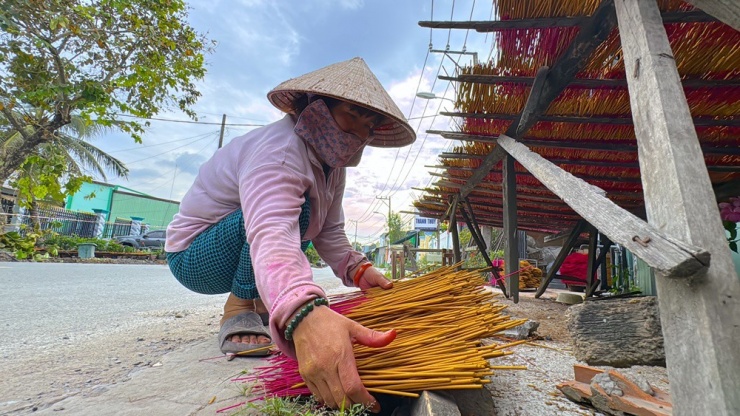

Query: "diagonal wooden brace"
<box><xmin>496</xmin><ymin>134</ymin><xmax>709</xmax><ymax>278</ymax></box>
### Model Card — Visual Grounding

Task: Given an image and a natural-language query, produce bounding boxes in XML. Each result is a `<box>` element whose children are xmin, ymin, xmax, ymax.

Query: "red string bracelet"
<box><xmin>353</xmin><ymin>262</ymin><xmax>373</xmax><ymax>287</ymax></box>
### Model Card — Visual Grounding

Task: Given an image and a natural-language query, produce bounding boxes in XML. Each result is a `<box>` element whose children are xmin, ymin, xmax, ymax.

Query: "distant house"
<box><xmin>65</xmin><ymin>181</ymin><xmax>179</xmax><ymax>231</ymax></box>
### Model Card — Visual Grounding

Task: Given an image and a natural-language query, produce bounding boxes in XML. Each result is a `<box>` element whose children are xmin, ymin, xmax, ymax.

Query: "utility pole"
<box><xmin>376</xmin><ymin>195</ymin><xmax>391</xmax><ymax>226</ymax></box>
<box><xmin>376</xmin><ymin>196</ymin><xmax>392</xmax><ymax>248</ymax></box>
<box><xmin>348</xmin><ymin>219</ymin><xmax>358</xmax><ymax>249</ymax></box>
<box><xmin>217</xmin><ymin>114</ymin><xmax>227</xmax><ymax>149</ymax></box>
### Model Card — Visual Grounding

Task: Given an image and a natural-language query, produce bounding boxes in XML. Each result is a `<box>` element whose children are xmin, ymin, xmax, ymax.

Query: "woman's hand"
<box><xmin>292</xmin><ymin>305</ymin><xmax>396</xmax><ymax>412</ymax></box>
<box><xmin>353</xmin><ymin>264</ymin><xmax>393</xmax><ymax>291</ymax></box>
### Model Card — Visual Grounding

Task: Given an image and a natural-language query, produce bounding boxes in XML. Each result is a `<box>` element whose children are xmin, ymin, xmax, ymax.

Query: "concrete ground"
<box><xmin>30</xmin><ymin>339</ymin><xmax>265</xmax><ymax>416</ymax></box>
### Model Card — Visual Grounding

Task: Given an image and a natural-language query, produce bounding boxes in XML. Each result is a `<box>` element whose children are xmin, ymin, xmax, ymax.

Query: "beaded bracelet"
<box><xmin>284</xmin><ymin>297</ymin><xmax>329</xmax><ymax>341</ymax></box>
<box><xmin>353</xmin><ymin>262</ymin><xmax>373</xmax><ymax>287</ymax></box>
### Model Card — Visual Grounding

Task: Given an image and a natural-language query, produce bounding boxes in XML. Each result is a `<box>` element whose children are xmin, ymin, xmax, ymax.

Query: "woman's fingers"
<box><xmin>359</xmin><ymin>267</ymin><xmax>393</xmax><ymax>290</ymax></box>
<box><xmin>350</xmin><ymin>324</ymin><xmax>397</xmax><ymax>349</ymax></box>
<box><xmin>337</xmin><ymin>354</ymin><xmax>380</xmax><ymax>412</ymax></box>
<box><xmin>306</xmin><ymin>379</ymin><xmax>334</xmax><ymax>408</ymax></box>
<box><xmin>292</xmin><ymin>306</ymin><xmax>394</xmax><ymax>412</ymax></box>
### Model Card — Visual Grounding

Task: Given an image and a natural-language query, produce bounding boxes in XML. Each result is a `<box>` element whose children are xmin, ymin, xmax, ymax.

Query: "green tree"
<box><xmin>0</xmin><ymin>0</ymin><xmax>214</xmax><ymax>184</ymax></box>
<box><xmin>304</xmin><ymin>244</ymin><xmax>321</xmax><ymax>265</ymax></box>
<box><xmin>387</xmin><ymin>212</ymin><xmax>405</xmax><ymax>244</ymax></box>
<box><xmin>7</xmin><ymin>111</ymin><xmax>128</xmax><ymax>228</ymax></box>
<box><xmin>6</xmin><ymin>111</ymin><xmax>128</xmax><ymax>207</ymax></box>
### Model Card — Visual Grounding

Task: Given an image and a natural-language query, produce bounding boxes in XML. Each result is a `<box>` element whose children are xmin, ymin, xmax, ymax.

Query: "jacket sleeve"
<box><xmin>311</xmin><ymin>168</ymin><xmax>368</xmax><ymax>287</ymax></box>
<box><xmin>239</xmin><ymin>163</ymin><xmax>326</xmax><ymax>359</ymax></box>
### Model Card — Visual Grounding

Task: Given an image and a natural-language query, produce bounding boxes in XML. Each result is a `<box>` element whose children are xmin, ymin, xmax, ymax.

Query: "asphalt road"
<box><xmin>0</xmin><ymin>262</ymin><xmax>342</xmax><ymax>360</ymax></box>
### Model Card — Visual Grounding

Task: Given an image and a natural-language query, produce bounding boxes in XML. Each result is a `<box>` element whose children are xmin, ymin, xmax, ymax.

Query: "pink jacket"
<box><xmin>166</xmin><ymin>115</ymin><xmax>366</xmax><ymax>357</ymax></box>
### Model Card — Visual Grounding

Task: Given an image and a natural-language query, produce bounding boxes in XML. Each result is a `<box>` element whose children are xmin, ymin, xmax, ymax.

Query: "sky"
<box><xmin>92</xmin><ymin>0</ymin><xmax>500</xmax><ymax>244</ymax></box>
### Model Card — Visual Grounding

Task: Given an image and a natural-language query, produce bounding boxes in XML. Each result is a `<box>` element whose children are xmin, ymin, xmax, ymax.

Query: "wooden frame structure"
<box><xmin>416</xmin><ymin>0</ymin><xmax>739</xmax><ymax>414</ymax></box>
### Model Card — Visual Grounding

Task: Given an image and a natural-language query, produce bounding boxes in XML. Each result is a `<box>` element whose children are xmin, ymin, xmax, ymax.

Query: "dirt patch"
<box><xmin>499</xmin><ymin>294</ymin><xmax>573</xmax><ymax>343</ymax></box>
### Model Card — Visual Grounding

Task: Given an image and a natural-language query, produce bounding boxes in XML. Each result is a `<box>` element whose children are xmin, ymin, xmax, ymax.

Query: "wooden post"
<box><xmin>503</xmin><ymin>154</ymin><xmax>520</xmax><ymax>303</ymax></box>
<box><xmin>450</xmin><ymin>197</ymin><xmax>461</xmax><ymax>264</ymax></box>
<box><xmin>615</xmin><ymin>0</ymin><xmax>740</xmax><ymax>414</ymax></box>
<box><xmin>599</xmin><ymin>233</ymin><xmax>612</xmax><ymax>290</ymax></box>
<box><xmin>391</xmin><ymin>248</ymin><xmax>398</xmax><ymax>280</ymax></box>
<box><xmin>585</xmin><ymin>224</ymin><xmax>599</xmax><ymax>297</ymax></box>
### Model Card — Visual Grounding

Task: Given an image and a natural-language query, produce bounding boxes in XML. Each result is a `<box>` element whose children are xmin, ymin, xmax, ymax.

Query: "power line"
<box><xmin>106</xmin><ymin>130</ymin><xmax>221</xmax><ymax>154</ymax></box>
<box><xmin>123</xmin><ymin>131</ymin><xmax>218</xmax><ymax>165</ymax></box>
<box><xmin>113</xmin><ymin>113</ymin><xmax>265</xmax><ymax>127</ymax></box>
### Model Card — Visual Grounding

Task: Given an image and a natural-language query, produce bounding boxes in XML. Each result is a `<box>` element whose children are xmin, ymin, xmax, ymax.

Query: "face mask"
<box><xmin>294</xmin><ymin>99</ymin><xmax>371</xmax><ymax>168</ymax></box>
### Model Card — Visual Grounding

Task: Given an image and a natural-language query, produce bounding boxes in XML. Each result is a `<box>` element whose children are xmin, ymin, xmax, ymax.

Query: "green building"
<box><xmin>65</xmin><ymin>181</ymin><xmax>179</xmax><ymax>231</ymax></box>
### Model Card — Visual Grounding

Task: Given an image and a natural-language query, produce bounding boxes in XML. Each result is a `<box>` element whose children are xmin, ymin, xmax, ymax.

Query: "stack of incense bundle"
<box><xmin>235</xmin><ymin>265</ymin><xmax>527</xmax><ymax>401</ymax></box>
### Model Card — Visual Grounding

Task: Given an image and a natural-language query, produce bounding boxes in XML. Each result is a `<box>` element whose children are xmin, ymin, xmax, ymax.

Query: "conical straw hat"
<box><xmin>267</xmin><ymin>57</ymin><xmax>416</xmax><ymax>148</ymax></box>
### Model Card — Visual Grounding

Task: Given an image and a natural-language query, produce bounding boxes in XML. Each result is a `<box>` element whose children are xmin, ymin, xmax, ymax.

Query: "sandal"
<box><xmin>219</xmin><ymin>311</ymin><xmax>273</xmax><ymax>357</ymax></box>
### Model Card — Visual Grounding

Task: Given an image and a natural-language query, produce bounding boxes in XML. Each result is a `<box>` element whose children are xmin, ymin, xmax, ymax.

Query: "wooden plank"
<box><xmin>497</xmin><ymin>134</ymin><xmax>709</xmax><ymax>277</ymax></box>
<box><xmin>439</xmin><ymin>74</ymin><xmax>740</xmax><ymax>89</ymax></box>
<box><xmin>440</xmin><ymin>111</ymin><xmax>739</xmax><ymax>127</ymax></box>
<box><xmin>417</xmin><ymin>10</ymin><xmax>715</xmax><ymax>31</ymax></box>
<box><xmin>503</xmin><ymin>154</ymin><xmax>519</xmax><ymax>303</ymax></box>
<box><xmin>684</xmin><ymin>0</ymin><xmax>740</xmax><ymax>30</ymax></box>
<box><xmin>615</xmin><ymin>0</ymin><xmax>740</xmax><ymax>414</ymax></box>
<box><xmin>535</xmin><ymin>220</ymin><xmax>587</xmax><ymax>298</ymax></box>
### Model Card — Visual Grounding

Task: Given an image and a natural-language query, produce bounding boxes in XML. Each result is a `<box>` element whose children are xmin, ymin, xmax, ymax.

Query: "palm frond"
<box><xmin>54</xmin><ymin>135</ymin><xmax>129</xmax><ymax>180</ymax></box>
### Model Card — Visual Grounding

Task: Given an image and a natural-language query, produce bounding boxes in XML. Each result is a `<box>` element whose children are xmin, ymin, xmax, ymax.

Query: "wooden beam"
<box><xmin>418</xmin><ymin>197</ymin><xmax>582</xmax><ymax>220</ymax></box>
<box><xmin>438</xmin><ymin>74</ymin><xmax>740</xmax><ymax>89</ymax></box>
<box><xmin>413</xmin><ymin>186</ymin><xmax>569</xmax><ymax>204</ymax></box>
<box><xmin>414</xmin><ymin>204</ymin><xmax>576</xmax><ymax>227</ymax></box>
<box><xmin>417</xmin><ymin>10</ymin><xmax>715</xmax><ymax>31</ymax></box>
<box><xmin>433</xmin><ymin>179</ymin><xmax>644</xmax><ymax>200</ymax></box>
<box><xmin>516</xmin><ymin>66</ymin><xmax>550</xmax><ymax>137</ymax></box>
<box><xmin>440</xmin><ymin>111</ymin><xmax>739</xmax><ymax>127</ymax></box>
<box><xmin>616</xmin><ymin>0</ymin><xmax>740</xmax><ymax>413</ymax></box>
<box><xmin>459</xmin><ymin>200</ymin><xmax>507</xmax><ymax>294</ymax></box>
<box><xmin>438</xmin><ymin>153</ymin><xmax>740</xmax><ymax>171</ymax></box>
<box><xmin>464</xmin><ymin>196</ymin><xmax>486</xmax><ymax>250</ymax></box>
<box><xmin>457</xmin><ymin>65</ymin><xmax>551</xmax><ymax>199</ymax></box>
<box><xmin>432</xmin><ymin>164</ymin><xmax>644</xmax><ymax>183</ymax></box>
<box><xmin>684</xmin><ymin>0</ymin><xmax>740</xmax><ymax>30</ymax></box>
<box><xmin>529</xmin><ymin>0</ymin><xmax>619</xmax><ymax>125</ymax></box>
<box><xmin>496</xmin><ymin>134</ymin><xmax>709</xmax><ymax>277</ymax></box>
<box><xmin>503</xmin><ymin>154</ymin><xmax>520</xmax><ymax>303</ymax></box>
<box><xmin>430</xmin><ymin>130</ymin><xmax>739</xmax><ymax>155</ymax></box>
<box><xmin>448</xmin><ymin>1</ymin><xmax>620</xmax><ymax>201</ymax></box>
<box><xmin>535</xmin><ymin>220</ymin><xmax>588</xmax><ymax>297</ymax></box>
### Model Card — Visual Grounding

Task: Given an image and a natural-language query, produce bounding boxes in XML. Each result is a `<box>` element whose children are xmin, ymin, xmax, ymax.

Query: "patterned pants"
<box><xmin>167</xmin><ymin>201</ymin><xmax>311</xmax><ymax>300</ymax></box>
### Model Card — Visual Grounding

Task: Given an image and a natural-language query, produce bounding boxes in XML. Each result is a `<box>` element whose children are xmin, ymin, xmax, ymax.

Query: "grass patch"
<box><xmin>231</xmin><ymin>396</ymin><xmax>370</xmax><ymax>416</ymax></box>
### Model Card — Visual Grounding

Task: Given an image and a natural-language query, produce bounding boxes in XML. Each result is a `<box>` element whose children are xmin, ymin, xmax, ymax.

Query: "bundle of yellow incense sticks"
<box><xmin>238</xmin><ymin>264</ymin><xmax>527</xmax><ymax>401</ymax></box>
